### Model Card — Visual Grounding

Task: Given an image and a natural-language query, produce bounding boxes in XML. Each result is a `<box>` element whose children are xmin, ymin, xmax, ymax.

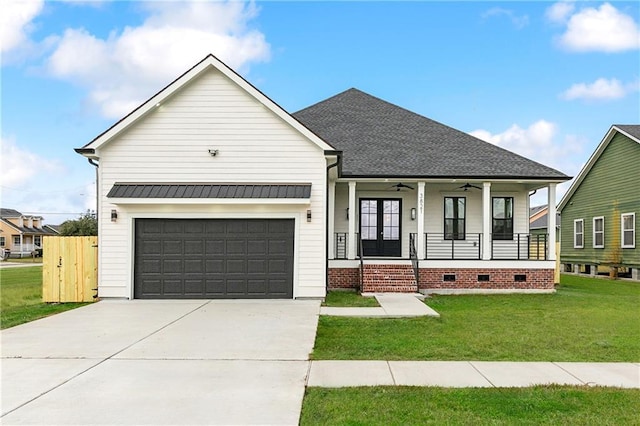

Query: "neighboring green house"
<box><xmin>558</xmin><ymin>125</ymin><xmax>640</xmax><ymax>280</ymax></box>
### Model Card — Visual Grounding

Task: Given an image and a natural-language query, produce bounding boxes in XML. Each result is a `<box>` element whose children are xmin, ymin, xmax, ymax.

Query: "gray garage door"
<box><xmin>134</xmin><ymin>219</ymin><xmax>294</xmax><ymax>299</ymax></box>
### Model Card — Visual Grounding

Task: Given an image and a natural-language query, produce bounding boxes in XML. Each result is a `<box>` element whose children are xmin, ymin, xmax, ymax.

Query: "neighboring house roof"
<box><xmin>293</xmin><ymin>88</ymin><xmax>570</xmax><ymax>180</ymax></box>
<box><xmin>1</xmin><ymin>208</ymin><xmax>22</xmax><ymax>218</ymax></box>
<box><xmin>529</xmin><ymin>205</ymin><xmax>547</xmax><ymax>218</ymax></box>
<box><xmin>77</xmin><ymin>54</ymin><xmax>334</xmax><ymax>155</ymax></box>
<box><xmin>44</xmin><ymin>224</ymin><xmax>61</xmax><ymax>234</ymax></box>
<box><xmin>558</xmin><ymin>124</ymin><xmax>640</xmax><ymax>211</ymax></box>
<box><xmin>530</xmin><ymin>211</ymin><xmax>561</xmax><ymax>230</ymax></box>
<box><xmin>0</xmin><ymin>218</ymin><xmax>55</xmax><ymax>234</ymax></box>
<box><xmin>107</xmin><ymin>183</ymin><xmax>312</xmax><ymax>199</ymax></box>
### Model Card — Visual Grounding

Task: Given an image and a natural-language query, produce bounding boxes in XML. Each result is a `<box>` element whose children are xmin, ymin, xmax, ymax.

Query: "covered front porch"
<box><xmin>327</xmin><ymin>179</ymin><xmax>559</xmax><ymax>294</ymax></box>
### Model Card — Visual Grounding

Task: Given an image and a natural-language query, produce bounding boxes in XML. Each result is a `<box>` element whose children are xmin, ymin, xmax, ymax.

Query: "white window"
<box><xmin>574</xmin><ymin>219</ymin><xmax>584</xmax><ymax>248</ymax></box>
<box><xmin>621</xmin><ymin>213</ymin><xmax>635</xmax><ymax>248</ymax></box>
<box><xmin>0</xmin><ymin>236</ymin><xmax>5</xmax><ymax>247</ymax></box>
<box><xmin>13</xmin><ymin>236</ymin><xmax>21</xmax><ymax>246</ymax></box>
<box><xmin>593</xmin><ymin>217</ymin><xmax>604</xmax><ymax>248</ymax></box>
<box><xmin>34</xmin><ymin>236</ymin><xmax>41</xmax><ymax>247</ymax></box>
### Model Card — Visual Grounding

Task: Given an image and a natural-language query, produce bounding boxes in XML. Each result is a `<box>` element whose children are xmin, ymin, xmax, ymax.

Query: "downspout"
<box><xmin>88</xmin><ymin>158</ymin><xmax>99</xmax><ymax>299</ymax></box>
<box><xmin>88</xmin><ymin>159</ymin><xmax>99</xmax><ymax>221</ymax></box>
<box><xmin>325</xmin><ymin>151</ymin><xmax>342</xmax><ymax>293</ymax></box>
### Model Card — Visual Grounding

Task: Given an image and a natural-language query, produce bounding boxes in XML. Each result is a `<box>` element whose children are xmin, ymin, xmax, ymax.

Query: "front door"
<box><xmin>360</xmin><ymin>199</ymin><xmax>401</xmax><ymax>257</ymax></box>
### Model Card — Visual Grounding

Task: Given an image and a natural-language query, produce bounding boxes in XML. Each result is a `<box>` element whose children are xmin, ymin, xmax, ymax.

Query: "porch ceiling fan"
<box><xmin>459</xmin><ymin>183</ymin><xmax>482</xmax><ymax>191</ymax></box>
<box><xmin>389</xmin><ymin>182</ymin><xmax>415</xmax><ymax>191</ymax></box>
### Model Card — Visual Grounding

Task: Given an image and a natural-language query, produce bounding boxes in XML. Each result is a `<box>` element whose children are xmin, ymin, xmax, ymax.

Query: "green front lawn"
<box><xmin>323</xmin><ymin>291</ymin><xmax>380</xmax><ymax>307</ymax></box>
<box><xmin>0</xmin><ymin>266</ymin><xmax>88</xmax><ymax>329</ymax></box>
<box><xmin>301</xmin><ymin>386</ymin><xmax>640</xmax><ymax>425</ymax></box>
<box><xmin>313</xmin><ymin>275</ymin><xmax>640</xmax><ymax>361</ymax></box>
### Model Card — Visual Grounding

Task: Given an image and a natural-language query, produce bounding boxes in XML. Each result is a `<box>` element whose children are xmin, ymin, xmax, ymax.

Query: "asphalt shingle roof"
<box><xmin>1</xmin><ymin>208</ymin><xmax>22</xmax><ymax>218</ymax></box>
<box><xmin>615</xmin><ymin>124</ymin><xmax>640</xmax><ymax>140</ymax></box>
<box><xmin>294</xmin><ymin>88</ymin><xmax>570</xmax><ymax>179</ymax></box>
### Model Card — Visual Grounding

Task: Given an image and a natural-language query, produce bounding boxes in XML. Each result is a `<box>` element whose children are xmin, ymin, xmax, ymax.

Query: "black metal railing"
<box><xmin>357</xmin><ymin>233</ymin><xmax>363</xmax><ymax>292</ymax></box>
<box><xmin>335</xmin><ymin>232</ymin><xmax>348</xmax><ymax>259</ymax></box>
<box><xmin>409</xmin><ymin>233</ymin><xmax>419</xmax><ymax>283</ymax></box>
<box><xmin>425</xmin><ymin>233</ymin><xmax>482</xmax><ymax>260</ymax></box>
<box><xmin>491</xmin><ymin>233</ymin><xmax>548</xmax><ymax>260</ymax></box>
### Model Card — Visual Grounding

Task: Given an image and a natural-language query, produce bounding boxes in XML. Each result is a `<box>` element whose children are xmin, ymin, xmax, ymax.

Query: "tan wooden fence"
<box><xmin>43</xmin><ymin>236</ymin><xmax>98</xmax><ymax>302</ymax></box>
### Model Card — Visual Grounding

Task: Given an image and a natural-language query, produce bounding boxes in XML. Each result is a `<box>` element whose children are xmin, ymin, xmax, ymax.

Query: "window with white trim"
<box><xmin>34</xmin><ymin>236</ymin><xmax>41</xmax><ymax>247</ymax></box>
<box><xmin>574</xmin><ymin>219</ymin><xmax>584</xmax><ymax>248</ymax></box>
<box><xmin>0</xmin><ymin>237</ymin><xmax>5</xmax><ymax>247</ymax></box>
<box><xmin>13</xmin><ymin>236</ymin><xmax>21</xmax><ymax>246</ymax></box>
<box><xmin>621</xmin><ymin>212</ymin><xmax>635</xmax><ymax>248</ymax></box>
<box><xmin>593</xmin><ymin>217</ymin><xmax>604</xmax><ymax>248</ymax></box>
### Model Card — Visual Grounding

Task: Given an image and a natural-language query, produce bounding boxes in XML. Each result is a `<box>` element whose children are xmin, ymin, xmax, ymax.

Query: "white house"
<box><xmin>76</xmin><ymin>54</ymin><xmax>570</xmax><ymax>299</ymax></box>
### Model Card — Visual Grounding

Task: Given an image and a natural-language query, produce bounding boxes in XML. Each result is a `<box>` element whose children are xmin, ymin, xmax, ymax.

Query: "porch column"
<box><xmin>482</xmin><ymin>182</ymin><xmax>492</xmax><ymax>260</ymax></box>
<box><xmin>328</xmin><ymin>180</ymin><xmax>336</xmax><ymax>260</ymax></box>
<box><xmin>347</xmin><ymin>181</ymin><xmax>357</xmax><ymax>260</ymax></box>
<box><xmin>547</xmin><ymin>183</ymin><xmax>557</xmax><ymax>261</ymax></box>
<box><xmin>417</xmin><ymin>182</ymin><xmax>425</xmax><ymax>259</ymax></box>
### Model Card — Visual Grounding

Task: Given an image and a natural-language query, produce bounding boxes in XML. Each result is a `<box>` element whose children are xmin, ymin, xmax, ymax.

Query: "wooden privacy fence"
<box><xmin>43</xmin><ymin>236</ymin><xmax>98</xmax><ymax>302</ymax></box>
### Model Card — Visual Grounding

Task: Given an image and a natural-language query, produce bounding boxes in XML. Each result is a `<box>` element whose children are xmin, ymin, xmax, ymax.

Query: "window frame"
<box><xmin>492</xmin><ymin>197</ymin><xmax>514</xmax><ymax>240</ymax></box>
<box><xmin>444</xmin><ymin>196</ymin><xmax>466</xmax><ymax>240</ymax></box>
<box><xmin>34</xmin><ymin>235</ymin><xmax>42</xmax><ymax>247</ymax></box>
<box><xmin>0</xmin><ymin>236</ymin><xmax>5</xmax><ymax>247</ymax></box>
<box><xmin>593</xmin><ymin>216</ymin><xmax>604</xmax><ymax>249</ymax></box>
<box><xmin>13</xmin><ymin>236</ymin><xmax>21</xmax><ymax>246</ymax></box>
<box><xmin>621</xmin><ymin>212</ymin><xmax>635</xmax><ymax>249</ymax></box>
<box><xmin>574</xmin><ymin>219</ymin><xmax>584</xmax><ymax>248</ymax></box>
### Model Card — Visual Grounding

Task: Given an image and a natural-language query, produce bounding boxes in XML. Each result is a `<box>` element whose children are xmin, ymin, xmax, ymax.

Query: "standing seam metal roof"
<box><xmin>107</xmin><ymin>184</ymin><xmax>312</xmax><ymax>199</ymax></box>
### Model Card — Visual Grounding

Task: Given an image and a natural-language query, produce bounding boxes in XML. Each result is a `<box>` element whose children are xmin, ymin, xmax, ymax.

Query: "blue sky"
<box><xmin>2</xmin><ymin>1</ymin><xmax>639</xmax><ymax>223</ymax></box>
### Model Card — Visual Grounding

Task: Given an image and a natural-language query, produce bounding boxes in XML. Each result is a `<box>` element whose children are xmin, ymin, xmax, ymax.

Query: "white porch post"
<box><xmin>417</xmin><ymin>182</ymin><xmax>425</xmax><ymax>259</ymax></box>
<box><xmin>328</xmin><ymin>180</ymin><xmax>336</xmax><ymax>260</ymax></box>
<box><xmin>548</xmin><ymin>183</ymin><xmax>557</xmax><ymax>261</ymax></box>
<box><xmin>482</xmin><ymin>182</ymin><xmax>492</xmax><ymax>260</ymax></box>
<box><xmin>347</xmin><ymin>181</ymin><xmax>357</xmax><ymax>260</ymax></box>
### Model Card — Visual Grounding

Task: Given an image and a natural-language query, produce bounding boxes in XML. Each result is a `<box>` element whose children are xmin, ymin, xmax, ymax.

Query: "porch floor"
<box><xmin>320</xmin><ymin>293</ymin><xmax>440</xmax><ymax>318</ymax></box>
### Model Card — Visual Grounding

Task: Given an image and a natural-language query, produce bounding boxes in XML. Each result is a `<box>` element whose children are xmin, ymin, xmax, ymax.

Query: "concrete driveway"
<box><xmin>1</xmin><ymin>299</ymin><xmax>320</xmax><ymax>425</ymax></box>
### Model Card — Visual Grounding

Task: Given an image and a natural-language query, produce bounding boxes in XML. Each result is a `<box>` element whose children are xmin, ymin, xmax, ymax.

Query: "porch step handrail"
<box><xmin>409</xmin><ymin>233</ymin><xmax>419</xmax><ymax>284</ymax></box>
<box><xmin>357</xmin><ymin>232</ymin><xmax>363</xmax><ymax>292</ymax></box>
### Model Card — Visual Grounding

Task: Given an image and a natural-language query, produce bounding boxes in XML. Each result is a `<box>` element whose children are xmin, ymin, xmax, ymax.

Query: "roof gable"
<box><xmin>293</xmin><ymin>89</ymin><xmax>569</xmax><ymax>180</ymax></box>
<box><xmin>78</xmin><ymin>54</ymin><xmax>333</xmax><ymax>154</ymax></box>
<box><xmin>558</xmin><ymin>125</ymin><xmax>640</xmax><ymax>211</ymax></box>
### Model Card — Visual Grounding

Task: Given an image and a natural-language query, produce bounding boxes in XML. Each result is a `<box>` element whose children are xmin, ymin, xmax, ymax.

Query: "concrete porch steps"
<box><xmin>362</xmin><ymin>264</ymin><xmax>418</xmax><ymax>293</ymax></box>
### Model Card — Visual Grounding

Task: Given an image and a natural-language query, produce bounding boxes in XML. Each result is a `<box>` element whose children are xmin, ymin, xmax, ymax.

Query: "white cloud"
<box><xmin>482</xmin><ymin>7</ymin><xmax>529</xmax><ymax>29</ymax></box>
<box><xmin>46</xmin><ymin>1</ymin><xmax>271</xmax><ymax>119</ymax></box>
<box><xmin>555</xmin><ymin>3</ymin><xmax>640</xmax><ymax>52</ymax></box>
<box><xmin>0</xmin><ymin>136</ymin><xmax>94</xmax><ymax>223</ymax></box>
<box><xmin>469</xmin><ymin>120</ymin><xmax>585</xmax><ymax>189</ymax></box>
<box><xmin>0</xmin><ymin>135</ymin><xmax>61</xmax><ymax>188</ymax></box>
<box><xmin>560</xmin><ymin>77</ymin><xmax>638</xmax><ymax>101</ymax></box>
<box><xmin>1</xmin><ymin>0</ymin><xmax>44</xmax><ymax>53</ymax></box>
<box><xmin>545</xmin><ymin>1</ymin><xmax>575</xmax><ymax>24</ymax></box>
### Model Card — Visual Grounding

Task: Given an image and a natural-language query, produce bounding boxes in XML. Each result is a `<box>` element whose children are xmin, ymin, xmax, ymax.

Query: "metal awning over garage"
<box><xmin>107</xmin><ymin>183</ymin><xmax>312</xmax><ymax>199</ymax></box>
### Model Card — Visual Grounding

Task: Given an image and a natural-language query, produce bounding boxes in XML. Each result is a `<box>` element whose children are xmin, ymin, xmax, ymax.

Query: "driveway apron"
<box><xmin>1</xmin><ymin>299</ymin><xmax>320</xmax><ymax>425</ymax></box>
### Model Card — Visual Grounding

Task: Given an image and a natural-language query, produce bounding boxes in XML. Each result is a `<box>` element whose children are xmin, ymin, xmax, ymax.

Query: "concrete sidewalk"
<box><xmin>307</xmin><ymin>360</ymin><xmax>640</xmax><ymax>388</ymax></box>
<box><xmin>320</xmin><ymin>293</ymin><xmax>440</xmax><ymax>317</ymax></box>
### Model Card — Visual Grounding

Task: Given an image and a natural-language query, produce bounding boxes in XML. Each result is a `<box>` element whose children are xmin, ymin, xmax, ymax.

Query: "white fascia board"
<box><xmin>108</xmin><ymin>198</ymin><xmax>312</xmax><ymax>205</ymax></box>
<box><xmin>557</xmin><ymin>126</ymin><xmax>632</xmax><ymax>211</ymax></box>
<box><xmin>83</xmin><ymin>55</ymin><xmax>333</xmax><ymax>153</ymax></box>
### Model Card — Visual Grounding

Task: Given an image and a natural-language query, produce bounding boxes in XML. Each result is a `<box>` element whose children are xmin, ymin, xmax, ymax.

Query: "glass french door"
<box><xmin>360</xmin><ymin>199</ymin><xmax>402</xmax><ymax>257</ymax></box>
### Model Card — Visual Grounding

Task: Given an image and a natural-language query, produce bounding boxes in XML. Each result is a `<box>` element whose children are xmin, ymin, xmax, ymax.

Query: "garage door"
<box><xmin>134</xmin><ymin>219</ymin><xmax>294</xmax><ymax>299</ymax></box>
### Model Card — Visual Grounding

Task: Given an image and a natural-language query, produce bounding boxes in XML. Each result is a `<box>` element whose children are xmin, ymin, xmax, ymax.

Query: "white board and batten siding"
<box><xmin>96</xmin><ymin>67</ymin><xmax>328</xmax><ymax>299</ymax></box>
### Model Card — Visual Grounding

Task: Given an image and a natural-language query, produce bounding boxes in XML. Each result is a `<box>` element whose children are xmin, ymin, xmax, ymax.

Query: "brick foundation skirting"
<box><xmin>418</xmin><ymin>268</ymin><xmax>555</xmax><ymax>290</ymax></box>
<box><xmin>328</xmin><ymin>268</ymin><xmax>360</xmax><ymax>289</ymax></box>
<box><xmin>329</xmin><ymin>267</ymin><xmax>555</xmax><ymax>291</ymax></box>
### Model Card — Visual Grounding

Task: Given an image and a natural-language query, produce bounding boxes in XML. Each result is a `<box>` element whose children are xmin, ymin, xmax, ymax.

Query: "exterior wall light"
<box><xmin>111</xmin><ymin>210</ymin><xmax>118</xmax><ymax>222</ymax></box>
<box><xmin>307</xmin><ymin>209</ymin><xmax>312</xmax><ymax>222</ymax></box>
<box><xmin>411</xmin><ymin>208</ymin><xmax>416</xmax><ymax>221</ymax></box>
